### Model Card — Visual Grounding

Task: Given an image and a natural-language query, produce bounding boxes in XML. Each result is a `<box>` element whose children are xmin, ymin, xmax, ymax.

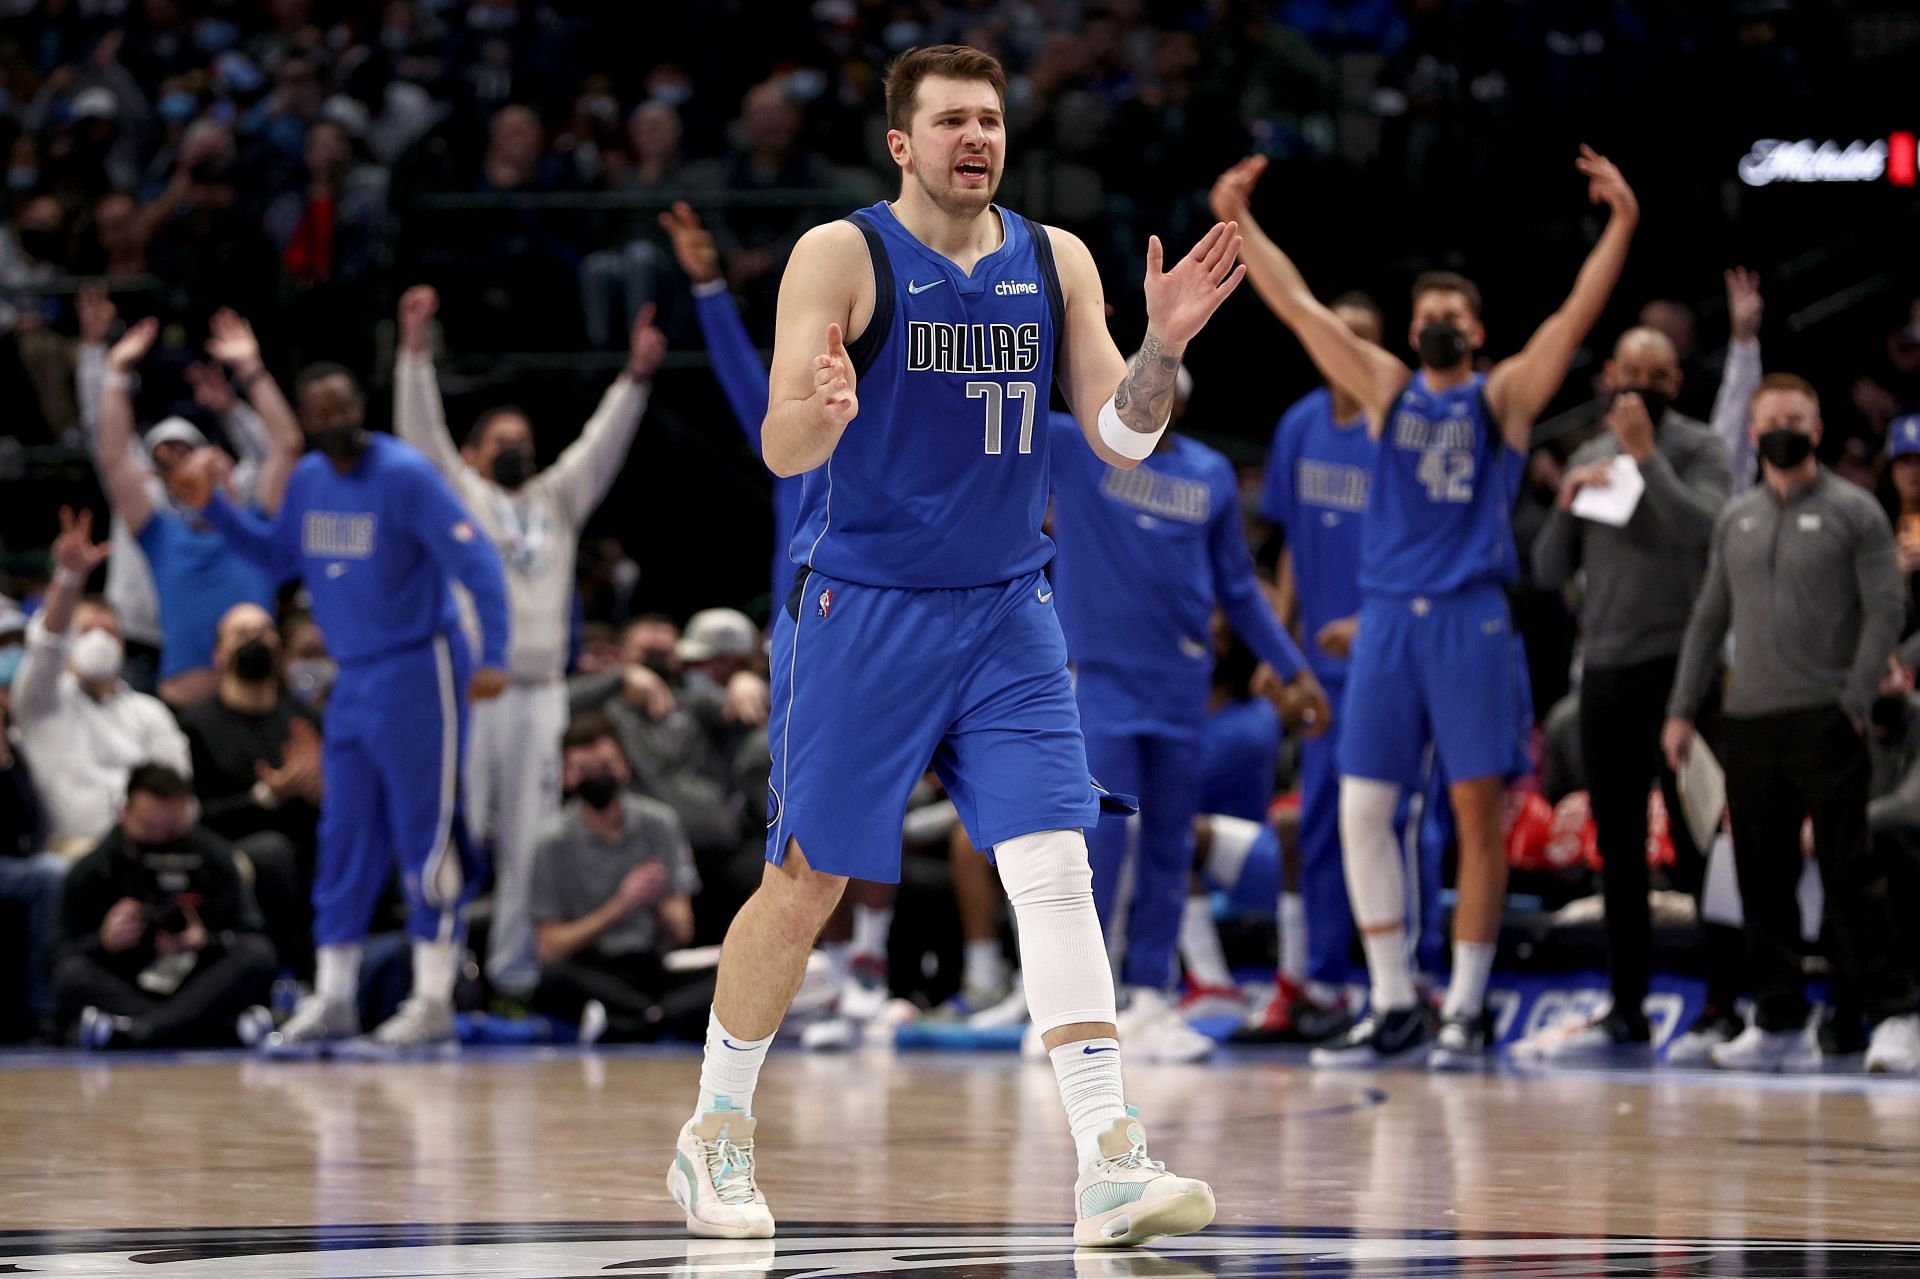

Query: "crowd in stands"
<box><xmin>3</xmin><ymin>1</ymin><xmax>1920</xmax><ymax>1073</ymax></box>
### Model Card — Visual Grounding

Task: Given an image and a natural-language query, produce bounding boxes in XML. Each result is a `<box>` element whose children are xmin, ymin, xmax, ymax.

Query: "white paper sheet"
<box><xmin>1570</xmin><ymin>454</ymin><xmax>1646</xmax><ymax>527</ymax></box>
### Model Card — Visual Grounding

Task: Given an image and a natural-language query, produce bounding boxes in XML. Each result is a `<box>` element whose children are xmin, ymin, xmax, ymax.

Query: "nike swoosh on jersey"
<box><xmin>906</xmin><ymin>278</ymin><xmax>947</xmax><ymax>295</ymax></box>
<box><xmin>1037</xmin><ymin>589</ymin><xmax>1054</xmax><ymax>603</ymax></box>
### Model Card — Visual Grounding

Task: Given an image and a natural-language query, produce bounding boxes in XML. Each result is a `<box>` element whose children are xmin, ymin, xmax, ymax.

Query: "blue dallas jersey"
<box><xmin>786</xmin><ymin>201</ymin><xmax>1062</xmax><ymax>589</ymax></box>
<box><xmin>1360</xmin><ymin>370</ymin><xmax>1524</xmax><ymax>597</ymax></box>
<box><xmin>1257</xmin><ymin>387</ymin><xmax>1372</xmax><ymax>684</ymax></box>
<box><xmin>1050</xmin><ymin>415</ymin><xmax>1305</xmax><ymax>709</ymax></box>
<box><xmin>206</xmin><ymin>433</ymin><xmax>510</xmax><ymax>668</ymax></box>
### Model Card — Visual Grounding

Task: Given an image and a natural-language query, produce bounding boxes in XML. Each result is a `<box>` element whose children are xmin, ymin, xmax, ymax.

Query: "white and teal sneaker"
<box><xmin>1072</xmin><ymin>1107</ymin><xmax>1215</xmax><ymax>1247</ymax></box>
<box><xmin>668</xmin><ymin>1098</ymin><xmax>775</xmax><ymax>1239</ymax></box>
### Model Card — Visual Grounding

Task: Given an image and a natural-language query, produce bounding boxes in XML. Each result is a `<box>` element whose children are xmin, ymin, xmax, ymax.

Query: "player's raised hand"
<box><xmin>658</xmin><ymin>201</ymin><xmax>721</xmax><ymax>285</ymax></box>
<box><xmin>106</xmin><ymin>315</ymin><xmax>159</xmax><ymax>373</ymax></box>
<box><xmin>1576</xmin><ymin>144</ymin><xmax>1637</xmax><ymax>224</ymax></box>
<box><xmin>627</xmin><ymin>302</ymin><xmax>667</xmax><ymax>380</ymax></box>
<box><xmin>398</xmin><ymin>285</ymin><xmax>438</xmax><ymax>354</ymax></box>
<box><xmin>1726</xmin><ymin>267</ymin><xmax>1764</xmax><ymax>342</ymax></box>
<box><xmin>814</xmin><ymin>323</ymin><xmax>858</xmax><ymax>427</ymax></box>
<box><xmin>205</xmin><ymin>308</ymin><xmax>261</xmax><ymax>372</ymax></box>
<box><xmin>1208</xmin><ymin>155</ymin><xmax>1267</xmax><ymax>224</ymax></box>
<box><xmin>1142</xmin><ymin>221</ymin><xmax>1246</xmax><ymax>349</ymax></box>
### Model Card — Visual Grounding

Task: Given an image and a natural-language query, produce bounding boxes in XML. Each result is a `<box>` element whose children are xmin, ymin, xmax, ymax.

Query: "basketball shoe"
<box><xmin>669</xmin><ymin>1098</ymin><xmax>775</xmax><ymax>1239</ymax></box>
<box><xmin>1073</xmin><ymin>1107</ymin><xmax>1215</xmax><ymax>1246</ymax></box>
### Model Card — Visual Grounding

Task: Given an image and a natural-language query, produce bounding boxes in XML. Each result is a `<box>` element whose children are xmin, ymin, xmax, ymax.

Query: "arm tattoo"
<box><xmin>1114</xmin><ymin>333</ymin><xmax>1181</xmax><ymax>433</ymax></box>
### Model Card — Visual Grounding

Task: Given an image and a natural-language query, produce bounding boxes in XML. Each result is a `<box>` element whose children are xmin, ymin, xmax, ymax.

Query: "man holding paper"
<box><xmin>1530</xmin><ymin>327</ymin><xmax>1733</xmax><ymax>1059</ymax></box>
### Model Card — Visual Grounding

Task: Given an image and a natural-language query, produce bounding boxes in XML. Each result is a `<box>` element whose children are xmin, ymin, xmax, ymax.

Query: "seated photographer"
<box><xmin>53</xmin><ymin>764</ymin><xmax>276</xmax><ymax>1049</ymax></box>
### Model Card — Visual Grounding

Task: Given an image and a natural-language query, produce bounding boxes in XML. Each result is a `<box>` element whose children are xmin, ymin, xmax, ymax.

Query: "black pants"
<box><xmin>53</xmin><ymin>934</ymin><xmax>276</xmax><ymax>1047</ymax></box>
<box><xmin>234</xmin><ymin>830</ymin><xmax>312</xmax><ymax>980</ymax></box>
<box><xmin>1581</xmin><ymin>656</ymin><xmax>1743</xmax><ymax>1011</ymax></box>
<box><xmin>532</xmin><ymin>950</ymin><xmax>714</xmax><ymax>1042</ymax></box>
<box><xmin>1722</xmin><ymin>706</ymin><xmax>1918</xmax><ymax>1031</ymax></box>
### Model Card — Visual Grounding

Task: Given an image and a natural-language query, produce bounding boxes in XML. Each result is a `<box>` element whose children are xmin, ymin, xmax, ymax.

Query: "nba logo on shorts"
<box><xmin>818</xmin><ymin>588</ymin><xmax>834</xmax><ymax>618</ymax></box>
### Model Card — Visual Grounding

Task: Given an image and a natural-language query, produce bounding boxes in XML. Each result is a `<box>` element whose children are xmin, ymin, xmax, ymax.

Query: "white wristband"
<box><xmin>102</xmin><ymin>370</ymin><xmax>133</xmax><ymax>393</ymax></box>
<box><xmin>53</xmin><ymin>567</ymin><xmax>84</xmax><ymax>589</ymax></box>
<box><xmin>1098</xmin><ymin>394</ymin><xmax>1166</xmax><ymax>461</ymax></box>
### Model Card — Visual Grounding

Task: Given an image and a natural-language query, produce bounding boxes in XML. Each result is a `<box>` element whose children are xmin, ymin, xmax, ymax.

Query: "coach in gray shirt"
<box><xmin>529</xmin><ymin>712</ymin><xmax>705</xmax><ymax>1042</ymax></box>
<box><xmin>1664</xmin><ymin>374</ymin><xmax>1919</xmax><ymax>1074</ymax></box>
<box><xmin>1532</xmin><ymin>327</ymin><xmax>1733</xmax><ymax>1052</ymax></box>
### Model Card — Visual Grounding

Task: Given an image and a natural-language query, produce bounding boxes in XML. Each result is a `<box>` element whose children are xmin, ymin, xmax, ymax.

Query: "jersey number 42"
<box><xmin>1417</xmin><ymin>447</ymin><xmax>1475</xmax><ymax>503</ymax></box>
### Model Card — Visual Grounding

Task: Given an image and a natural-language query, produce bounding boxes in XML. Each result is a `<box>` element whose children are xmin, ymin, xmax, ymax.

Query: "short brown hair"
<box><xmin>1411</xmin><ymin>271</ymin><xmax>1483</xmax><ymax>319</ymax></box>
<box><xmin>1752</xmin><ymin>372</ymin><xmax>1820</xmax><ymax>416</ymax></box>
<box><xmin>884</xmin><ymin>45</ymin><xmax>1007</xmax><ymax>134</ymax></box>
<box><xmin>563</xmin><ymin>710</ymin><xmax>623</xmax><ymax>757</ymax></box>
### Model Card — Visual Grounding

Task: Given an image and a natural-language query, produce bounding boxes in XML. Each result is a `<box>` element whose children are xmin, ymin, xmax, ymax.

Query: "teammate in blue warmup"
<box><xmin>1049</xmin><ymin>385</ymin><xmax>1327</xmax><ymax>1060</ymax></box>
<box><xmin>172</xmin><ymin>363</ymin><xmax>512</xmax><ymax>1056</ymax></box>
<box><xmin>1212</xmin><ymin>145</ymin><xmax>1638</xmax><ymax>1069</ymax></box>
<box><xmin>670</xmin><ymin>45</ymin><xmax>1243</xmax><ymax>1247</ymax></box>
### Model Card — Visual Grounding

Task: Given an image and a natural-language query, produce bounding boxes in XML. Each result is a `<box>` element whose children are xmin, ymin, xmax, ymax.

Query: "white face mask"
<box><xmin>71</xmin><ymin>628</ymin><xmax>125</xmax><ymax>685</ymax></box>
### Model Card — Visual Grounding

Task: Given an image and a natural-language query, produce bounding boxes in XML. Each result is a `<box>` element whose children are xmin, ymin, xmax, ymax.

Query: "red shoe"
<box><xmin>1232</xmin><ymin>976</ymin><xmax>1353</xmax><ymax>1045</ymax></box>
<box><xmin>1179</xmin><ymin>980</ymin><xmax>1246</xmax><ymax>1020</ymax></box>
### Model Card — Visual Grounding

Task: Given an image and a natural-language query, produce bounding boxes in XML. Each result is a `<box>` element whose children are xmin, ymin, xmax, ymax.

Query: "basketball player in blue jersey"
<box><xmin>1211</xmin><ymin>145</ymin><xmax>1638</xmax><ymax>1069</ymax></box>
<box><xmin>1048</xmin><ymin>387</ymin><xmax>1328</xmax><ymax>1061</ymax></box>
<box><xmin>669</xmin><ymin>45</ymin><xmax>1245</xmax><ymax>1247</ymax></box>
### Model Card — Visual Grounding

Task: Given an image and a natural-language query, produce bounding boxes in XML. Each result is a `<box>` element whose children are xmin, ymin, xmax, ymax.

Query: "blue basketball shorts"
<box><xmin>766</xmin><ymin>567</ymin><xmax>1106</xmax><ymax>882</ymax></box>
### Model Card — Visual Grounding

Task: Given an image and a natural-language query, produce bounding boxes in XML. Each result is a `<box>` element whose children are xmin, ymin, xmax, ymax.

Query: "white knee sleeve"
<box><xmin>1203</xmin><ymin>814</ymin><xmax>1262</xmax><ymax>891</ymax></box>
<box><xmin>996</xmin><ymin>828</ymin><xmax>1118</xmax><ymax>1034</ymax></box>
<box><xmin>1338</xmin><ymin>777</ymin><xmax>1405</xmax><ymax>929</ymax></box>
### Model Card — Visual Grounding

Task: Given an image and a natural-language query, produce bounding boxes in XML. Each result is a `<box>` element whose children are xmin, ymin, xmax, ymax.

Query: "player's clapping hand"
<box><xmin>658</xmin><ymin>202</ymin><xmax>720</xmax><ymax>285</ymax></box>
<box><xmin>52</xmin><ymin>505</ymin><xmax>113</xmax><ymax>578</ymax></box>
<box><xmin>165</xmin><ymin>447</ymin><xmax>231</xmax><ymax>511</ymax></box>
<box><xmin>1576</xmin><ymin>144</ymin><xmax>1637</xmax><ymax>224</ymax></box>
<box><xmin>469</xmin><ymin>667</ymin><xmax>509</xmax><ymax>702</ymax></box>
<box><xmin>1142</xmin><ymin>220</ymin><xmax>1246</xmax><ymax>349</ymax></box>
<box><xmin>106</xmin><ymin>315</ymin><xmax>159</xmax><ymax>373</ymax></box>
<box><xmin>1207</xmin><ymin>155</ymin><xmax>1266</xmax><ymax>224</ymax></box>
<box><xmin>815</xmin><ymin>323</ymin><xmax>858</xmax><ymax>428</ymax></box>
<box><xmin>627</xmin><ymin>302</ymin><xmax>666</xmax><ymax>381</ymax></box>
<box><xmin>398</xmin><ymin>285</ymin><xmax>437</xmax><ymax>354</ymax></box>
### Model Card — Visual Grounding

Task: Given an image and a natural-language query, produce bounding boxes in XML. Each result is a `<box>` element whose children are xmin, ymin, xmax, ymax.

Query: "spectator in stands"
<box><xmin>0</xmin><ymin>686</ymin><xmax>65</xmax><ymax>1043</ymax></box>
<box><xmin>139</xmin><ymin>118</ymin><xmax>276</xmax><ymax>320</ymax></box>
<box><xmin>530</xmin><ymin>712</ymin><xmax>704</xmax><ymax>1042</ymax></box>
<box><xmin>697</xmin><ymin>80</ymin><xmax>836</xmax><ymax>318</ymax></box>
<box><xmin>1885</xmin><ymin>416</ymin><xmax>1920</xmax><ymax>665</ymax></box>
<box><xmin>72</xmin><ymin>190</ymin><xmax>152</xmax><ymax>280</ymax></box>
<box><xmin>1531</xmin><ymin>327</ymin><xmax>1736</xmax><ymax>1059</ymax></box>
<box><xmin>12</xmin><ymin>507</ymin><xmax>192</xmax><ymax>852</ymax></box>
<box><xmin>1665</xmin><ymin>373</ymin><xmax>1920</xmax><ymax>1074</ymax></box>
<box><xmin>93</xmin><ymin>305</ymin><xmax>302</xmax><ymax>706</ymax></box>
<box><xmin>265</xmin><ymin>117</ymin><xmax>391</xmax><ymax>293</ymax></box>
<box><xmin>176</xmin><ymin>603</ymin><xmax>323</xmax><ymax>978</ymax></box>
<box><xmin>393</xmin><ymin>283</ymin><xmax>664</xmax><ymax>1002</ymax></box>
<box><xmin>54</xmin><ymin>763</ymin><xmax>276</xmax><ymax>1049</ymax></box>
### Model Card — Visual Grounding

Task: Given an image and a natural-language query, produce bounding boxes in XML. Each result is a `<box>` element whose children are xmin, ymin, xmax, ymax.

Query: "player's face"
<box><xmin>1750</xmin><ymin>389</ymin><xmax>1821</xmax><ymax>444</ymax></box>
<box><xmin>892</xmin><ymin>76</ymin><xmax>1004</xmax><ymax>216</ymax></box>
<box><xmin>1408</xmin><ymin>290</ymin><xmax>1483</xmax><ymax>364</ymax></box>
<box><xmin>298</xmin><ymin>375</ymin><xmax>365</xmax><ymax>436</ymax></box>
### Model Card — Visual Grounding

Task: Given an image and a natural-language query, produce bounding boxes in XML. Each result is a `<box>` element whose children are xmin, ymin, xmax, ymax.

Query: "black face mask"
<box><xmin>230</xmin><ymin>637</ymin><xmax>276</xmax><ymax>682</ymax></box>
<box><xmin>491</xmin><ymin>447</ymin><xmax>531</xmax><ymax>490</ymax></box>
<box><xmin>573</xmin><ymin>772</ymin><xmax>621</xmax><ymax>810</ymax></box>
<box><xmin>1416</xmin><ymin>321</ymin><xmax>1469</xmax><ymax>370</ymax></box>
<box><xmin>315</xmin><ymin>423</ymin><xmax>368</xmax><ymax>463</ymax></box>
<box><xmin>1757</xmin><ymin>428</ymin><xmax>1815</xmax><ymax>470</ymax></box>
<box><xmin>1616</xmin><ymin>385</ymin><xmax>1671</xmax><ymax>426</ymax></box>
<box><xmin>1871</xmin><ymin>694</ymin><xmax>1911</xmax><ymax>732</ymax></box>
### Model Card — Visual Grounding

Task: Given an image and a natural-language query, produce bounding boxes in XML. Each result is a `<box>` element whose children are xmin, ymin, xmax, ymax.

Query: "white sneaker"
<box><xmin>1710</xmin><ymin>1022</ymin><xmax>1818</xmax><ymax>1072</ymax></box>
<box><xmin>838</xmin><ymin>956</ymin><xmax>890</xmax><ymax>1022</ymax></box>
<box><xmin>1121</xmin><ymin>991</ymin><xmax>1215</xmax><ymax>1064</ymax></box>
<box><xmin>1663</xmin><ymin>1009</ymin><xmax>1743</xmax><ymax>1067</ymax></box>
<box><xmin>337</xmin><ymin>995</ymin><xmax>456</xmax><ymax>1058</ymax></box>
<box><xmin>1072</xmin><ymin>1107</ymin><xmax>1215</xmax><ymax>1247</ymax></box>
<box><xmin>800</xmin><ymin>1014</ymin><xmax>856</xmax><ymax>1053</ymax></box>
<box><xmin>234</xmin><ymin>1005</ymin><xmax>275</xmax><ymax>1048</ymax></box>
<box><xmin>668</xmin><ymin>1099</ymin><xmax>775</xmax><ymax>1239</ymax></box>
<box><xmin>578</xmin><ymin>999</ymin><xmax>609</xmax><ymax>1047</ymax></box>
<box><xmin>1865</xmin><ymin>1013</ymin><xmax>1920</xmax><ymax>1075</ymax></box>
<box><xmin>263</xmin><ymin>994</ymin><xmax>359</xmax><ymax>1057</ymax></box>
<box><xmin>968</xmin><ymin>973</ymin><xmax>1030</xmax><ymax>1029</ymax></box>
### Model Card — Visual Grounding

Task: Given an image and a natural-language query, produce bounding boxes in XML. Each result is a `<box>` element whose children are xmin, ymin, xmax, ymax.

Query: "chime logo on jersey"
<box><xmin>818</xmin><ymin>588</ymin><xmax>834</xmax><ymax>618</ymax></box>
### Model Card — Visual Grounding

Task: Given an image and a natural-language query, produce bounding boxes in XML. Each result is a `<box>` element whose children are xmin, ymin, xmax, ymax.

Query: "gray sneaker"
<box><xmin>337</xmin><ymin>995</ymin><xmax>457</xmax><ymax>1058</ymax></box>
<box><xmin>263</xmin><ymin>994</ymin><xmax>359</xmax><ymax>1058</ymax></box>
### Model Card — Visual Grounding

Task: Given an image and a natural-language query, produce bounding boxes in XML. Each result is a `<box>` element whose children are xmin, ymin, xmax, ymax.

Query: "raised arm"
<box><xmin>1486</xmin><ymin>146</ymin><xmax>1639</xmax><ymax>449</ymax></box>
<box><xmin>1713</xmin><ymin>267</ymin><xmax>1764</xmax><ymax>494</ymax></box>
<box><xmin>761</xmin><ymin>220</ymin><xmax>871</xmax><ymax>477</ymax></box>
<box><xmin>205</xmin><ymin>309</ymin><xmax>303</xmax><ymax>515</ymax></box>
<box><xmin>1209</xmin><ymin>157</ymin><xmax>1409</xmax><ymax>423</ymax></box>
<box><xmin>98</xmin><ymin>316</ymin><xmax>161</xmax><ymax>533</ymax></box>
<box><xmin>391</xmin><ymin>285</ymin><xmax>467</xmax><ymax>480</ymax></box>
<box><xmin>546</xmin><ymin>303</ymin><xmax>664</xmax><ymax>528</ymax></box>
<box><xmin>12</xmin><ymin>508</ymin><xmax>113</xmax><ymax>726</ymax></box>
<box><xmin>661</xmin><ymin>202</ymin><xmax>770</xmax><ymax>443</ymax></box>
<box><xmin>1050</xmin><ymin>220</ymin><xmax>1246</xmax><ymax>469</ymax></box>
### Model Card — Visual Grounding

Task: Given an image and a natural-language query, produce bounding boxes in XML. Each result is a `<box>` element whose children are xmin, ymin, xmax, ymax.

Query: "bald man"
<box><xmin>1529</xmin><ymin>326</ymin><xmax>1734</xmax><ymax>1059</ymax></box>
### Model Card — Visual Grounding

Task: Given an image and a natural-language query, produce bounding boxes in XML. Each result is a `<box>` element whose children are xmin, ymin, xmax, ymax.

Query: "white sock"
<box><xmin>963</xmin><ymin>938</ymin><xmax>1006</xmax><ymax>993</ymax></box>
<box><xmin>821</xmin><ymin>940</ymin><xmax>851</xmax><ymax>989</ymax></box>
<box><xmin>1441</xmin><ymin>941</ymin><xmax>1497</xmax><ymax>1019</ymax></box>
<box><xmin>696</xmin><ymin>1009</ymin><xmax>773</xmax><ymax>1118</ymax></box>
<box><xmin>1278</xmin><ymin>892</ymin><xmax>1309</xmax><ymax>985</ymax></box>
<box><xmin>1360</xmin><ymin>928</ymin><xmax>1416</xmax><ymax>1012</ymax></box>
<box><xmin>410</xmin><ymin>939</ymin><xmax>460</xmax><ymax>1007</ymax></box>
<box><xmin>1178</xmin><ymin>896</ymin><xmax>1233</xmax><ymax>990</ymax></box>
<box><xmin>1049</xmin><ymin>1037</ymin><xmax>1127</xmax><ymax>1173</ymax></box>
<box><xmin>852</xmin><ymin>903</ymin><xmax>892</xmax><ymax>962</ymax></box>
<box><xmin>315</xmin><ymin>943</ymin><xmax>363</xmax><ymax>1005</ymax></box>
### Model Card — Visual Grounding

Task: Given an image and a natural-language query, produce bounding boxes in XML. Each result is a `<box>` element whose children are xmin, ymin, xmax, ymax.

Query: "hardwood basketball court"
<box><xmin>3</xmin><ymin>1045</ymin><xmax>1918</xmax><ymax>1276</ymax></box>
